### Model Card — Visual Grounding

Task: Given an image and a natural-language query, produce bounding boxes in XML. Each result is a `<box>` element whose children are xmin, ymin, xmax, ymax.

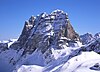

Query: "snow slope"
<box><xmin>16</xmin><ymin>51</ymin><xmax>100</xmax><ymax>72</ymax></box>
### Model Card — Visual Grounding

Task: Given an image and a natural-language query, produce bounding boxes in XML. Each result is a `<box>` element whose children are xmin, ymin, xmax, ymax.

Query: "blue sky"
<box><xmin>0</xmin><ymin>0</ymin><xmax>100</xmax><ymax>40</ymax></box>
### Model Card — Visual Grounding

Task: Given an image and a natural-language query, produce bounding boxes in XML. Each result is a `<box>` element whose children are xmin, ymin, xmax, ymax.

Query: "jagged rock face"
<box><xmin>80</xmin><ymin>33</ymin><xmax>94</xmax><ymax>45</ymax></box>
<box><xmin>10</xmin><ymin>10</ymin><xmax>80</xmax><ymax>55</ymax></box>
<box><xmin>65</xmin><ymin>20</ymin><xmax>80</xmax><ymax>41</ymax></box>
<box><xmin>10</xmin><ymin>16</ymin><xmax>35</xmax><ymax>50</ymax></box>
<box><xmin>18</xmin><ymin>21</ymin><xmax>33</xmax><ymax>43</ymax></box>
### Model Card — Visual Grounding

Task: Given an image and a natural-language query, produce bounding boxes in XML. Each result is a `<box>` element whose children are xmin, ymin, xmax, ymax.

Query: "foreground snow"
<box><xmin>16</xmin><ymin>51</ymin><xmax>100</xmax><ymax>72</ymax></box>
<box><xmin>61</xmin><ymin>51</ymin><xmax>100</xmax><ymax>72</ymax></box>
<box><xmin>17</xmin><ymin>65</ymin><xmax>43</xmax><ymax>72</ymax></box>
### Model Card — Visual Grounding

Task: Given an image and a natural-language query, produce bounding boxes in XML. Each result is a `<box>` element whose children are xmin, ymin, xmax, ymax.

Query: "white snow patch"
<box><xmin>61</xmin><ymin>51</ymin><xmax>100</xmax><ymax>72</ymax></box>
<box><xmin>17</xmin><ymin>65</ymin><xmax>44</xmax><ymax>72</ymax></box>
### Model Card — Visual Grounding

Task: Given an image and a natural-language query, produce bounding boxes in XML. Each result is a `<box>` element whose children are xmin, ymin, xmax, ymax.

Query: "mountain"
<box><xmin>94</xmin><ymin>32</ymin><xmax>100</xmax><ymax>39</ymax></box>
<box><xmin>80</xmin><ymin>33</ymin><xmax>94</xmax><ymax>45</ymax></box>
<box><xmin>0</xmin><ymin>10</ymin><xmax>100</xmax><ymax>72</ymax></box>
<box><xmin>80</xmin><ymin>32</ymin><xmax>100</xmax><ymax>45</ymax></box>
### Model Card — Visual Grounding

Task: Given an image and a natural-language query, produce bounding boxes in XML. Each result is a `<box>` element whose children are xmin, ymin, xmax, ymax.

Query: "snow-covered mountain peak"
<box><xmin>94</xmin><ymin>32</ymin><xmax>100</xmax><ymax>39</ymax></box>
<box><xmin>80</xmin><ymin>33</ymin><xmax>94</xmax><ymax>45</ymax></box>
<box><xmin>80</xmin><ymin>32</ymin><xmax>100</xmax><ymax>45</ymax></box>
<box><xmin>51</xmin><ymin>9</ymin><xmax>64</xmax><ymax>14</ymax></box>
<box><xmin>11</xmin><ymin>9</ymin><xmax>80</xmax><ymax>53</ymax></box>
<box><xmin>0</xmin><ymin>10</ymin><xmax>100</xmax><ymax>72</ymax></box>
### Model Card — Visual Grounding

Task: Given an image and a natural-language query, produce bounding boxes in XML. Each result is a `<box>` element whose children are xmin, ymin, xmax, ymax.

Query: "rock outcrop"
<box><xmin>10</xmin><ymin>9</ymin><xmax>80</xmax><ymax>55</ymax></box>
<box><xmin>65</xmin><ymin>20</ymin><xmax>80</xmax><ymax>41</ymax></box>
<box><xmin>10</xmin><ymin>16</ymin><xmax>35</xmax><ymax>50</ymax></box>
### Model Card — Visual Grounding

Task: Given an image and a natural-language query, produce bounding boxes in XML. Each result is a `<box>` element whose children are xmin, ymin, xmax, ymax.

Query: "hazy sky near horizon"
<box><xmin>0</xmin><ymin>0</ymin><xmax>100</xmax><ymax>40</ymax></box>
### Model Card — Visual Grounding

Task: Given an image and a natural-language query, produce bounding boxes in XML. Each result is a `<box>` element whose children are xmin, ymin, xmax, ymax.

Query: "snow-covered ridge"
<box><xmin>80</xmin><ymin>32</ymin><xmax>100</xmax><ymax>45</ymax></box>
<box><xmin>0</xmin><ymin>39</ymin><xmax>17</xmax><ymax>47</ymax></box>
<box><xmin>0</xmin><ymin>39</ymin><xmax>17</xmax><ymax>43</ymax></box>
<box><xmin>94</xmin><ymin>32</ymin><xmax>100</xmax><ymax>39</ymax></box>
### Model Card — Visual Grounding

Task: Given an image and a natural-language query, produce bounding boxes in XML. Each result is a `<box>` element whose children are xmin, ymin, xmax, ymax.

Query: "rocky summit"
<box><xmin>10</xmin><ymin>9</ymin><xmax>80</xmax><ymax>54</ymax></box>
<box><xmin>0</xmin><ymin>10</ymin><xmax>100</xmax><ymax>72</ymax></box>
